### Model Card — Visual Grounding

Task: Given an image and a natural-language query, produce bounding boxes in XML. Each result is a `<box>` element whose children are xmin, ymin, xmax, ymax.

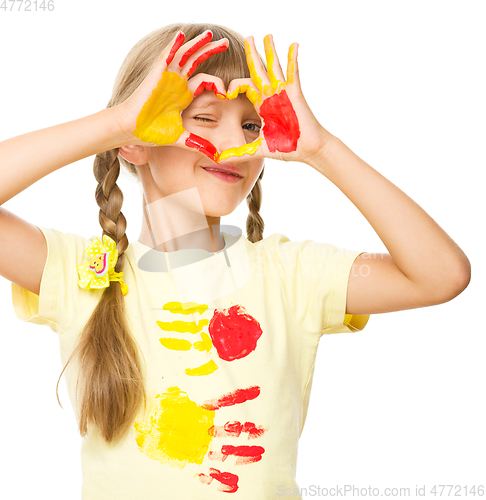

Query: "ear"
<box><xmin>119</xmin><ymin>145</ymin><xmax>149</xmax><ymax>165</ymax></box>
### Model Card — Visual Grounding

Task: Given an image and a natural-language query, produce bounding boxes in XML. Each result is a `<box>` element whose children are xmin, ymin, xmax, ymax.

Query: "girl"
<box><xmin>0</xmin><ymin>22</ymin><xmax>470</xmax><ymax>499</ymax></box>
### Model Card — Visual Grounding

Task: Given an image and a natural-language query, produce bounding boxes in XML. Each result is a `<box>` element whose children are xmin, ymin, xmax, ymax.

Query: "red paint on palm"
<box><xmin>185</xmin><ymin>133</ymin><xmax>219</xmax><ymax>162</ymax></box>
<box><xmin>166</xmin><ymin>32</ymin><xmax>185</xmax><ymax>66</ymax></box>
<box><xmin>202</xmin><ymin>386</ymin><xmax>260</xmax><ymax>411</ymax></box>
<box><xmin>209</xmin><ymin>304</ymin><xmax>263</xmax><ymax>361</ymax></box>
<box><xmin>260</xmin><ymin>90</ymin><xmax>300</xmax><ymax>152</ymax></box>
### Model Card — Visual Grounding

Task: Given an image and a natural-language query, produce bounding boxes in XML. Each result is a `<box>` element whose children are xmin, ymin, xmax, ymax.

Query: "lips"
<box><xmin>202</xmin><ymin>165</ymin><xmax>243</xmax><ymax>177</ymax></box>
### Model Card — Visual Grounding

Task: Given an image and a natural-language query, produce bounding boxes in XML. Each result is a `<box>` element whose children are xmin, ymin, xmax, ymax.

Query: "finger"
<box><xmin>218</xmin><ymin>138</ymin><xmax>264</xmax><ymax>163</ymax></box>
<box><xmin>188</xmin><ymin>74</ymin><xmax>226</xmax><ymax>99</ymax></box>
<box><xmin>144</xmin><ymin>31</ymin><xmax>185</xmax><ymax>83</ymax></box>
<box><xmin>176</xmin><ymin>130</ymin><xmax>220</xmax><ymax>163</ymax></box>
<box><xmin>173</xmin><ymin>30</ymin><xmax>213</xmax><ymax>68</ymax></box>
<box><xmin>287</xmin><ymin>42</ymin><xmax>300</xmax><ymax>87</ymax></box>
<box><xmin>226</xmin><ymin>78</ymin><xmax>259</xmax><ymax>105</ymax></box>
<box><xmin>182</xmin><ymin>39</ymin><xmax>229</xmax><ymax>79</ymax></box>
<box><xmin>244</xmin><ymin>36</ymin><xmax>271</xmax><ymax>93</ymax></box>
<box><xmin>263</xmin><ymin>34</ymin><xmax>285</xmax><ymax>90</ymax></box>
<box><xmin>165</xmin><ymin>31</ymin><xmax>186</xmax><ymax>66</ymax></box>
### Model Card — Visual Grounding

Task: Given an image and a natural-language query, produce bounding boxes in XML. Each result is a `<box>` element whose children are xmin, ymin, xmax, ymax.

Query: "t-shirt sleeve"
<box><xmin>11</xmin><ymin>226</ymin><xmax>101</xmax><ymax>334</ymax></box>
<box><xmin>265</xmin><ymin>233</ymin><xmax>370</xmax><ymax>340</ymax></box>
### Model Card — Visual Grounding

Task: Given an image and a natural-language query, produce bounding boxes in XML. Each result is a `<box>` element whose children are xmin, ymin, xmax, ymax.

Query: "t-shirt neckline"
<box><xmin>129</xmin><ymin>231</ymin><xmax>244</xmax><ymax>272</ymax></box>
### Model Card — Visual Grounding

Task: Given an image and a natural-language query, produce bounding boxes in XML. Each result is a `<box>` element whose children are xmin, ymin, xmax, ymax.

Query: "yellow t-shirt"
<box><xmin>12</xmin><ymin>227</ymin><xmax>369</xmax><ymax>499</ymax></box>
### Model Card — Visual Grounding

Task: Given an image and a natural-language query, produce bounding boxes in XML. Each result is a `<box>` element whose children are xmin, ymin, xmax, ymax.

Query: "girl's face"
<box><xmin>137</xmin><ymin>91</ymin><xmax>264</xmax><ymax>218</ymax></box>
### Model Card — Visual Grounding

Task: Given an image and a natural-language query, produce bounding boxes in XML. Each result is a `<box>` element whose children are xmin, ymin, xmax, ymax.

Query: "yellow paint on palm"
<box><xmin>159</xmin><ymin>337</ymin><xmax>192</xmax><ymax>351</ymax></box>
<box><xmin>218</xmin><ymin>138</ymin><xmax>263</xmax><ymax>162</ymax></box>
<box><xmin>134</xmin><ymin>387</ymin><xmax>215</xmax><ymax>468</ymax></box>
<box><xmin>193</xmin><ymin>331</ymin><xmax>212</xmax><ymax>352</ymax></box>
<box><xmin>185</xmin><ymin>359</ymin><xmax>218</xmax><ymax>376</ymax></box>
<box><xmin>133</xmin><ymin>72</ymin><xmax>193</xmax><ymax>145</ymax></box>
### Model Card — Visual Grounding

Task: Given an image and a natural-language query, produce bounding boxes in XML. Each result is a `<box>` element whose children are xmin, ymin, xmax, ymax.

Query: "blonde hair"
<box><xmin>57</xmin><ymin>23</ymin><xmax>265</xmax><ymax>444</ymax></box>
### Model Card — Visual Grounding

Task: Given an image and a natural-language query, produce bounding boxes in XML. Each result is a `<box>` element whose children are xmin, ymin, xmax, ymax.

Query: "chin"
<box><xmin>202</xmin><ymin>199</ymin><xmax>238</xmax><ymax>218</ymax></box>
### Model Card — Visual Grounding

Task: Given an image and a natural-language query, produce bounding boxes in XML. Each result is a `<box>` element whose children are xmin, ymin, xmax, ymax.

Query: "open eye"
<box><xmin>243</xmin><ymin>123</ymin><xmax>261</xmax><ymax>133</ymax></box>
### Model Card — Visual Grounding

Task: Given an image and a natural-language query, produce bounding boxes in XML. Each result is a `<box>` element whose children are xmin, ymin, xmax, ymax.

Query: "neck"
<box><xmin>138</xmin><ymin>203</ymin><xmax>224</xmax><ymax>253</ymax></box>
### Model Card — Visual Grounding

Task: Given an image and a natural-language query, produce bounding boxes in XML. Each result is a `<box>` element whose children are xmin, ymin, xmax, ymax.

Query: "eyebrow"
<box><xmin>190</xmin><ymin>99</ymin><xmax>219</xmax><ymax>110</ymax></box>
<box><xmin>190</xmin><ymin>92</ymin><xmax>223</xmax><ymax>108</ymax></box>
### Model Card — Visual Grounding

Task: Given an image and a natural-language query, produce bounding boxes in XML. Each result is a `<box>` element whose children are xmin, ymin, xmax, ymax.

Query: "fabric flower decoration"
<box><xmin>77</xmin><ymin>235</ymin><xmax>128</xmax><ymax>296</ymax></box>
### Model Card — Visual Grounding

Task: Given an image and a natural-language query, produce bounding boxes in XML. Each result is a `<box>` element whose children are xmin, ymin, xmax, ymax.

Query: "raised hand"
<box><xmin>221</xmin><ymin>35</ymin><xmax>331</xmax><ymax>164</ymax></box>
<box><xmin>113</xmin><ymin>30</ymin><xmax>229</xmax><ymax>162</ymax></box>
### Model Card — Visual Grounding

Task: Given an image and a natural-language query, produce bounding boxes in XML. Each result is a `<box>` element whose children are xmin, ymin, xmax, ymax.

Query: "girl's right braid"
<box><xmin>93</xmin><ymin>148</ymin><xmax>128</xmax><ymax>272</ymax></box>
<box><xmin>66</xmin><ymin>147</ymin><xmax>146</xmax><ymax>443</ymax></box>
<box><xmin>246</xmin><ymin>166</ymin><xmax>265</xmax><ymax>243</ymax></box>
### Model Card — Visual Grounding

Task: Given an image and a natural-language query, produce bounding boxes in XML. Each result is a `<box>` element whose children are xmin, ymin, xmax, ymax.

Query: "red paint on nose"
<box><xmin>209</xmin><ymin>304</ymin><xmax>263</xmax><ymax>361</ymax></box>
<box><xmin>259</xmin><ymin>89</ymin><xmax>300</xmax><ymax>152</ymax></box>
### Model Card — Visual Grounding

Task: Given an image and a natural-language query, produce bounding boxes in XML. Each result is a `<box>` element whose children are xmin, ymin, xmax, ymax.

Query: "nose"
<box><xmin>213</xmin><ymin>120</ymin><xmax>248</xmax><ymax>153</ymax></box>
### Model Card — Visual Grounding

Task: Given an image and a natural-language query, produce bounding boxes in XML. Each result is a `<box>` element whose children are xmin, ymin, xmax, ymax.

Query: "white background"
<box><xmin>0</xmin><ymin>0</ymin><xmax>485</xmax><ymax>498</ymax></box>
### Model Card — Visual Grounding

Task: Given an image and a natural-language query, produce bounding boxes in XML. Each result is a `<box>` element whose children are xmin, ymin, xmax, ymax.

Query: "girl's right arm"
<box><xmin>0</xmin><ymin>107</ymin><xmax>130</xmax><ymax>296</ymax></box>
<box><xmin>0</xmin><ymin>30</ymin><xmax>228</xmax><ymax>297</ymax></box>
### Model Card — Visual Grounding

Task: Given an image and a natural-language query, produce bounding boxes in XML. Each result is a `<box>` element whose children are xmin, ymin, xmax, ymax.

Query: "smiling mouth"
<box><xmin>202</xmin><ymin>167</ymin><xmax>242</xmax><ymax>178</ymax></box>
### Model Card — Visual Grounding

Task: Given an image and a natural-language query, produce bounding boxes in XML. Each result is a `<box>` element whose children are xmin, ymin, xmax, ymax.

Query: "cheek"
<box><xmin>246</xmin><ymin>161</ymin><xmax>265</xmax><ymax>189</ymax></box>
<box><xmin>147</xmin><ymin>147</ymin><xmax>202</xmax><ymax>185</ymax></box>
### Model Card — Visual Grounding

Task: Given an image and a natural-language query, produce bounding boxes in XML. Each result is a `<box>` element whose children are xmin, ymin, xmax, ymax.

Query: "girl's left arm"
<box><xmin>309</xmin><ymin>135</ymin><xmax>471</xmax><ymax>315</ymax></box>
<box><xmin>225</xmin><ymin>34</ymin><xmax>471</xmax><ymax>315</ymax></box>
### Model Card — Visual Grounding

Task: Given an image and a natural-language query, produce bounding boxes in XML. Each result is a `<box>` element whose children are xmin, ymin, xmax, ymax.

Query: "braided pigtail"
<box><xmin>246</xmin><ymin>166</ymin><xmax>265</xmax><ymax>243</ymax></box>
<box><xmin>57</xmin><ymin>149</ymin><xmax>146</xmax><ymax>444</ymax></box>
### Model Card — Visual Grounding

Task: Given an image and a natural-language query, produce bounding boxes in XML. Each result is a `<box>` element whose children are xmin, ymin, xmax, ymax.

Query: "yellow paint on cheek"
<box><xmin>133</xmin><ymin>72</ymin><xmax>193</xmax><ymax>145</ymax></box>
<box><xmin>218</xmin><ymin>138</ymin><xmax>263</xmax><ymax>162</ymax></box>
<box><xmin>134</xmin><ymin>387</ymin><xmax>215</xmax><ymax>468</ymax></box>
<box><xmin>185</xmin><ymin>359</ymin><xmax>218</xmax><ymax>376</ymax></box>
<box><xmin>159</xmin><ymin>337</ymin><xmax>192</xmax><ymax>351</ymax></box>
